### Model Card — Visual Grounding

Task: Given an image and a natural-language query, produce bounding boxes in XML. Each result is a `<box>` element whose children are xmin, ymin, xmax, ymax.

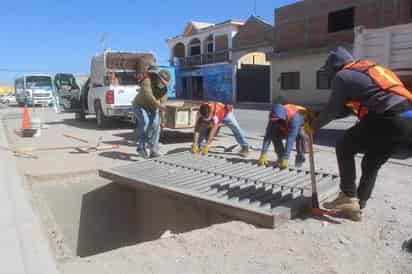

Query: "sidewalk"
<box><xmin>0</xmin><ymin>115</ymin><xmax>59</xmax><ymax>274</ymax></box>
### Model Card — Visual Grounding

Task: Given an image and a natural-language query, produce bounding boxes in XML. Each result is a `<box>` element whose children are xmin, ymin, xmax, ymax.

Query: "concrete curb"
<box><xmin>0</xmin><ymin>115</ymin><xmax>60</xmax><ymax>274</ymax></box>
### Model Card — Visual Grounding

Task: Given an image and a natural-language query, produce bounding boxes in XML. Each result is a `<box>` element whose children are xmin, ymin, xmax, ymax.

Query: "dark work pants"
<box><xmin>272</xmin><ymin>127</ymin><xmax>307</xmax><ymax>160</ymax></box>
<box><xmin>336</xmin><ymin>114</ymin><xmax>412</xmax><ymax>203</ymax></box>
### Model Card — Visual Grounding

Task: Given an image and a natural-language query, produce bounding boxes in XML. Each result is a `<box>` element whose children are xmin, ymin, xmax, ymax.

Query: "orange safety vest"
<box><xmin>343</xmin><ymin>60</ymin><xmax>412</xmax><ymax>119</ymax></box>
<box><xmin>280</xmin><ymin>104</ymin><xmax>304</xmax><ymax>134</ymax></box>
<box><xmin>205</xmin><ymin>101</ymin><xmax>227</xmax><ymax>125</ymax></box>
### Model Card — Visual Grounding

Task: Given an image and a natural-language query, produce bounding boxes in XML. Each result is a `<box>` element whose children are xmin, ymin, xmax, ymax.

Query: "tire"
<box><xmin>4</xmin><ymin>100</ymin><xmax>9</xmax><ymax>104</ymax></box>
<box><xmin>75</xmin><ymin>111</ymin><xmax>86</xmax><ymax>121</ymax></box>
<box><xmin>95</xmin><ymin>102</ymin><xmax>109</xmax><ymax>128</ymax></box>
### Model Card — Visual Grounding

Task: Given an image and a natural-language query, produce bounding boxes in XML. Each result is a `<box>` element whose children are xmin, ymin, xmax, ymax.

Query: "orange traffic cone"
<box><xmin>22</xmin><ymin>104</ymin><xmax>30</xmax><ymax>129</ymax></box>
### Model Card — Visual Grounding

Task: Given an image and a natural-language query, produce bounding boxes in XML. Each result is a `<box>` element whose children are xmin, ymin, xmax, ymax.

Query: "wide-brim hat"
<box><xmin>148</xmin><ymin>66</ymin><xmax>172</xmax><ymax>86</ymax></box>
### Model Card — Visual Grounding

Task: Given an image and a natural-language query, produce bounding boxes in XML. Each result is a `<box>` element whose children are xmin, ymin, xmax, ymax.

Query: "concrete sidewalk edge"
<box><xmin>0</xmin><ymin>115</ymin><xmax>60</xmax><ymax>274</ymax></box>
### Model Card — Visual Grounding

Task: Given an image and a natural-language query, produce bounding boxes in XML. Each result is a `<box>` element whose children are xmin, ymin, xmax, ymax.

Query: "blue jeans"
<box><xmin>134</xmin><ymin>106</ymin><xmax>159</xmax><ymax>152</ymax></box>
<box><xmin>199</xmin><ymin>112</ymin><xmax>248</xmax><ymax>148</ymax></box>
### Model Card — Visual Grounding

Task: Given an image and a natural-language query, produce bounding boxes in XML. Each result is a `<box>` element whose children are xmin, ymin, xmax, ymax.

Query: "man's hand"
<box><xmin>258</xmin><ymin>154</ymin><xmax>269</xmax><ymax>166</ymax></box>
<box><xmin>201</xmin><ymin>144</ymin><xmax>209</xmax><ymax>156</ymax></box>
<box><xmin>191</xmin><ymin>143</ymin><xmax>199</xmax><ymax>154</ymax></box>
<box><xmin>159</xmin><ymin>104</ymin><xmax>167</xmax><ymax>111</ymax></box>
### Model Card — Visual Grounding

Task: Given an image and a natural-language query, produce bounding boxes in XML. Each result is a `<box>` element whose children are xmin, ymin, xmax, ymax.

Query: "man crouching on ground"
<box><xmin>258</xmin><ymin>103</ymin><xmax>308</xmax><ymax>169</ymax></box>
<box><xmin>191</xmin><ymin>101</ymin><xmax>249</xmax><ymax>157</ymax></box>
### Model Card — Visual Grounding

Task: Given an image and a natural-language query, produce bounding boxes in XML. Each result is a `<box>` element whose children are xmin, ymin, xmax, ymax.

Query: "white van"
<box><xmin>14</xmin><ymin>74</ymin><xmax>54</xmax><ymax>106</ymax></box>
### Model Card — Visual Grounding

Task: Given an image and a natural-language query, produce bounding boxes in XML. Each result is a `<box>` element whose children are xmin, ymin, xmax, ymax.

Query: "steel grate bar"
<box><xmin>99</xmin><ymin>152</ymin><xmax>339</xmax><ymax>228</ymax></box>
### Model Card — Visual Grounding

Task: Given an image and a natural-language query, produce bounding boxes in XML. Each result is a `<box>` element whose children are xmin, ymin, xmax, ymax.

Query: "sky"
<box><xmin>0</xmin><ymin>0</ymin><xmax>299</xmax><ymax>84</ymax></box>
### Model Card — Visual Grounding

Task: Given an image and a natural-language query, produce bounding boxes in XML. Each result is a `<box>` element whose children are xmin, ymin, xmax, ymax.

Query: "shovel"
<box><xmin>308</xmin><ymin>132</ymin><xmax>337</xmax><ymax>216</ymax></box>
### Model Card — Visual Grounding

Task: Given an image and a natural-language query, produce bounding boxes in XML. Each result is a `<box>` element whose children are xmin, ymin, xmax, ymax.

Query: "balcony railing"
<box><xmin>172</xmin><ymin>50</ymin><xmax>230</xmax><ymax>68</ymax></box>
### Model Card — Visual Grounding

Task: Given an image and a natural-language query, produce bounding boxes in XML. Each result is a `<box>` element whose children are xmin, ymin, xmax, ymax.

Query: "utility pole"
<box><xmin>253</xmin><ymin>0</ymin><xmax>257</xmax><ymax>15</ymax></box>
<box><xmin>100</xmin><ymin>33</ymin><xmax>108</xmax><ymax>52</ymax></box>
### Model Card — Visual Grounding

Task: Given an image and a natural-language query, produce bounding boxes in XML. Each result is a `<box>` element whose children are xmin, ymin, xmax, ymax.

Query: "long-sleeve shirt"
<box><xmin>133</xmin><ymin>75</ymin><xmax>168</xmax><ymax>111</ymax></box>
<box><xmin>313</xmin><ymin>69</ymin><xmax>406</xmax><ymax>130</ymax></box>
<box><xmin>261</xmin><ymin>113</ymin><xmax>304</xmax><ymax>159</ymax></box>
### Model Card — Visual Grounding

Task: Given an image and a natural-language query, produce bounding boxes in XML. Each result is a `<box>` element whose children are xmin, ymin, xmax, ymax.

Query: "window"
<box><xmin>280</xmin><ymin>72</ymin><xmax>300</xmax><ymax>90</ymax></box>
<box><xmin>328</xmin><ymin>8</ymin><xmax>355</xmax><ymax>33</ymax></box>
<box><xmin>190</xmin><ymin>45</ymin><xmax>201</xmax><ymax>56</ymax></box>
<box><xmin>317</xmin><ymin>70</ymin><xmax>332</xmax><ymax>89</ymax></box>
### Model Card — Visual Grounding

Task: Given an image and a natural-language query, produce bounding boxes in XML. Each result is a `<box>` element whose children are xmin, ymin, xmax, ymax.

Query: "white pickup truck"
<box><xmin>56</xmin><ymin>50</ymin><xmax>156</xmax><ymax>128</ymax></box>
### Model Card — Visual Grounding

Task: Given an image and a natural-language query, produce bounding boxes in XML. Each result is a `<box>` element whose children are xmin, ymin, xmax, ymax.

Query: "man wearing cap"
<box><xmin>258</xmin><ymin>104</ymin><xmax>307</xmax><ymax>169</ymax></box>
<box><xmin>307</xmin><ymin>46</ymin><xmax>412</xmax><ymax>221</ymax></box>
<box><xmin>133</xmin><ymin>63</ymin><xmax>172</xmax><ymax>158</ymax></box>
<box><xmin>191</xmin><ymin>101</ymin><xmax>250</xmax><ymax>157</ymax></box>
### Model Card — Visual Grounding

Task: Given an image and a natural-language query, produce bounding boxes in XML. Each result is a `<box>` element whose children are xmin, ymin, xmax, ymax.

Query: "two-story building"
<box><xmin>271</xmin><ymin>0</ymin><xmax>412</xmax><ymax>108</ymax></box>
<box><xmin>166</xmin><ymin>20</ymin><xmax>244</xmax><ymax>103</ymax></box>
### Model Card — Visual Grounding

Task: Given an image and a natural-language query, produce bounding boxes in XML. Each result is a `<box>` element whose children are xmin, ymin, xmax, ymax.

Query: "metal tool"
<box><xmin>308</xmin><ymin>132</ymin><xmax>337</xmax><ymax>217</ymax></box>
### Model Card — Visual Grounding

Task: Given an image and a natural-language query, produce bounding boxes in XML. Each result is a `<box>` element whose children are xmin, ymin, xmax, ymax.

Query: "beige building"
<box><xmin>271</xmin><ymin>50</ymin><xmax>332</xmax><ymax>108</ymax></box>
<box><xmin>271</xmin><ymin>0</ymin><xmax>412</xmax><ymax>108</ymax></box>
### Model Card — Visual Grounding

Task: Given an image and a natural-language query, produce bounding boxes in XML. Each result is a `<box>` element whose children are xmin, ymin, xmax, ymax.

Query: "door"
<box><xmin>192</xmin><ymin>76</ymin><xmax>204</xmax><ymax>100</ymax></box>
<box><xmin>182</xmin><ymin>77</ymin><xmax>189</xmax><ymax>98</ymax></box>
<box><xmin>237</xmin><ymin>64</ymin><xmax>270</xmax><ymax>103</ymax></box>
<box><xmin>54</xmin><ymin>74</ymin><xmax>84</xmax><ymax>113</ymax></box>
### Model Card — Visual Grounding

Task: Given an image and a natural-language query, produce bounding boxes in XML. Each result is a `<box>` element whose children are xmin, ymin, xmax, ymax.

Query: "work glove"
<box><xmin>200</xmin><ymin>144</ymin><xmax>209</xmax><ymax>156</ymax></box>
<box><xmin>191</xmin><ymin>143</ymin><xmax>199</xmax><ymax>154</ymax></box>
<box><xmin>275</xmin><ymin>159</ymin><xmax>289</xmax><ymax>169</ymax></box>
<box><xmin>258</xmin><ymin>154</ymin><xmax>269</xmax><ymax>166</ymax></box>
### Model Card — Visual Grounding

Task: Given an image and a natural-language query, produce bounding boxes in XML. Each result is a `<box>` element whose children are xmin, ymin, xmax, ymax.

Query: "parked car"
<box><xmin>1</xmin><ymin>92</ymin><xmax>17</xmax><ymax>104</ymax></box>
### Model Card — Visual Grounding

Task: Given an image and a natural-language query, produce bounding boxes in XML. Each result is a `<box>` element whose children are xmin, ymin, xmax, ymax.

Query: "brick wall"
<box><xmin>232</xmin><ymin>17</ymin><xmax>273</xmax><ymax>49</ymax></box>
<box><xmin>274</xmin><ymin>0</ymin><xmax>411</xmax><ymax>52</ymax></box>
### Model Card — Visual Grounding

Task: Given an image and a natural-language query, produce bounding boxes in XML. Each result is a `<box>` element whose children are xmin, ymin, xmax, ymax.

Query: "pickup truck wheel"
<box><xmin>95</xmin><ymin>102</ymin><xmax>108</xmax><ymax>128</ymax></box>
<box><xmin>75</xmin><ymin>111</ymin><xmax>86</xmax><ymax>121</ymax></box>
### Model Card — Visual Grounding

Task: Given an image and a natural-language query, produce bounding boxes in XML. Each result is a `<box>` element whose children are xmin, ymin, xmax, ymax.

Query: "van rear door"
<box><xmin>54</xmin><ymin>74</ymin><xmax>84</xmax><ymax>113</ymax></box>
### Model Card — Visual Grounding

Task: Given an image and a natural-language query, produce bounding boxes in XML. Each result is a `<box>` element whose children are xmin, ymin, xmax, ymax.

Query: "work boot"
<box><xmin>294</xmin><ymin>154</ymin><xmax>306</xmax><ymax>168</ymax></box>
<box><xmin>239</xmin><ymin>145</ymin><xmax>249</xmax><ymax>157</ymax></box>
<box><xmin>137</xmin><ymin>148</ymin><xmax>149</xmax><ymax>159</ymax></box>
<box><xmin>150</xmin><ymin>149</ymin><xmax>161</xmax><ymax>158</ymax></box>
<box><xmin>323</xmin><ymin>192</ymin><xmax>361</xmax><ymax>222</ymax></box>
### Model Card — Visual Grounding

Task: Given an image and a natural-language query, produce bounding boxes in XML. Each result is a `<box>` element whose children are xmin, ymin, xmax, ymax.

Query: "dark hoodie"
<box><xmin>313</xmin><ymin>47</ymin><xmax>407</xmax><ymax>130</ymax></box>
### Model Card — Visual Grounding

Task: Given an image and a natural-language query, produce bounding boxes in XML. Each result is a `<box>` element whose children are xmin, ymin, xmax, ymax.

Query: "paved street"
<box><xmin>0</xmin><ymin>104</ymin><xmax>411</xmax><ymax>274</ymax></box>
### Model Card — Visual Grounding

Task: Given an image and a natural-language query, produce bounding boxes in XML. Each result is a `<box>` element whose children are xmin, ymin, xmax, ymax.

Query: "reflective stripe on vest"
<box><xmin>343</xmin><ymin>60</ymin><xmax>412</xmax><ymax>119</ymax></box>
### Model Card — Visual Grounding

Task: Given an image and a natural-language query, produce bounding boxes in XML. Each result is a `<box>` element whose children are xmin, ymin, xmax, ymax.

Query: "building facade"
<box><xmin>271</xmin><ymin>0</ymin><xmax>412</xmax><ymax>108</ymax></box>
<box><xmin>232</xmin><ymin>16</ymin><xmax>274</xmax><ymax>103</ymax></box>
<box><xmin>166</xmin><ymin>20</ymin><xmax>244</xmax><ymax>103</ymax></box>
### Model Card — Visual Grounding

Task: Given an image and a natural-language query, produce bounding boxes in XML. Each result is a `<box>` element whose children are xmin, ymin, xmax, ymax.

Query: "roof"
<box><xmin>168</xmin><ymin>19</ymin><xmax>245</xmax><ymax>42</ymax></box>
<box><xmin>191</xmin><ymin>21</ymin><xmax>214</xmax><ymax>30</ymax></box>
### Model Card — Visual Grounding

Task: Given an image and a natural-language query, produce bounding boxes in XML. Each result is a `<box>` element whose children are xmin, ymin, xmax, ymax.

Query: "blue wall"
<box><xmin>174</xmin><ymin>62</ymin><xmax>233</xmax><ymax>104</ymax></box>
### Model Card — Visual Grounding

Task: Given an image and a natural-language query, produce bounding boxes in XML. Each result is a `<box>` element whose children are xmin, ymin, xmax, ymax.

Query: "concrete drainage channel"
<box><xmin>27</xmin><ymin>169</ymin><xmax>231</xmax><ymax>262</ymax></box>
<box><xmin>100</xmin><ymin>152</ymin><xmax>340</xmax><ymax>228</ymax></box>
<box><xmin>26</xmin><ymin>153</ymin><xmax>339</xmax><ymax>263</ymax></box>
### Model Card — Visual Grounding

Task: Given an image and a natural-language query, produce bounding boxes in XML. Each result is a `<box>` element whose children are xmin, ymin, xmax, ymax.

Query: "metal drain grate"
<box><xmin>99</xmin><ymin>152</ymin><xmax>339</xmax><ymax>228</ymax></box>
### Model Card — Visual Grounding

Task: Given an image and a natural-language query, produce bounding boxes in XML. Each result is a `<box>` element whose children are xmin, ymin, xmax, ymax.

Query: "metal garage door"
<box><xmin>237</xmin><ymin>64</ymin><xmax>270</xmax><ymax>103</ymax></box>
